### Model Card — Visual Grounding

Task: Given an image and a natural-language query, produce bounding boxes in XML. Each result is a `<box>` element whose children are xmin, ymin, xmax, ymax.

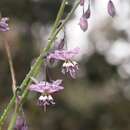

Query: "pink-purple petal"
<box><xmin>29</xmin><ymin>84</ymin><xmax>45</xmax><ymax>93</ymax></box>
<box><xmin>0</xmin><ymin>17</ymin><xmax>9</xmax><ymax>32</ymax></box>
<box><xmin>47</xmin><ymin>47</ymin><xmax>80</xmax><ymax>61</ymax></box>
<box><xmin>29</xmin><ymin>80</ymin><xmax>64</xmax><ymax>94</ymax></box>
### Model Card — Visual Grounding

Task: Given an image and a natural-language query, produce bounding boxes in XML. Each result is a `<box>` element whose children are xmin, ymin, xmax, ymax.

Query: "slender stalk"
<box><xmin>4</xmin><ymin>36</ymin><xmax>16</xmax><ymax>94</ymax></box>
<box><xmin>0</xmin><ymin>34</ymin><xmax>17</xmax><ymax>130</ymax></box>
<box><xmin>0</xmin><ymin>95</ymin><xmax>16</xmax><ymax>129</ymax></box>
<box><xmin>48</xmin><ymin>0</ymin><xmax>67</xmax><ymax>39</ymax></box>
<box><xmin>7</xmin><ymin>105</ymin><xmax>19</xmax><ymax>130</ymax></box>
<box><xmin>0</xmin><ymin>1</ymin><xmax>80</xmax><ymax>129</ymax></box>
<box><xmin>47</xmin><ymin>0</ymin><xmax>80</xmax><ymax>51</ymax></box>
<box><xmin>52</xmin><ymin>0</ymin><xmax>80</xmax><ymax>41</ymax></box>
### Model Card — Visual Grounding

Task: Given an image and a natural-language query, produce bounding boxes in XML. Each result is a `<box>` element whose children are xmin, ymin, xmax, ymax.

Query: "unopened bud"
<box><xmin>83</xmin><ymin>6</ymin><xmax>91</xmax><ymax>19</ymax></box>
<box><xmin>56</xmin><ymin>38</ymin><xmax>65</xmax><ymax>50</ymax></box>
<box><xmin>80</xmin><ymin>0</ymin><xmax>84</xmax><ymax>6</ymax></box>
<box><xmin>107</xmin><ymin>0</ymin><xmax>116</xmax><ymax>17</ymax></box>
<box><xmin>14</xmin><ymin>116</ymin><xmax>28</xmax><ymax>130</ymax></box>
<box><xmin>79</xmin><ymin>16</ymin><xmax>88</xmax><ymax>32</ymax></box>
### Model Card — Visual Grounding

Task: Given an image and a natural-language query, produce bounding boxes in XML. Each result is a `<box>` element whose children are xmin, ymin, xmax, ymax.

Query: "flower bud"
<box><xmin>14</xmin><ymin>116</ymin><xmax>28</xmax><ymax>130</ymax></box>
<box><xmin>79</xmin><ymin>16</ymin><xmax>88</xmax><ymax>32</ymax></box>
<box><xmin>107</xmin><ymin>0</ymin><xmax>116</xmax><ymax>17</ymax></box>
<box><xmin>55</xmin><ymin>38</ymin><xmax>65</xmax><ymax>50</ymax></box>
<box><xmin>80</xmin><ymin>0</ymin><xmax>84</xmax><ymax>6</ymax></box>
<box><xmin>83</xmin><ymin>6</ymin><xmax>91</xmax><ymax>19</ymax></box>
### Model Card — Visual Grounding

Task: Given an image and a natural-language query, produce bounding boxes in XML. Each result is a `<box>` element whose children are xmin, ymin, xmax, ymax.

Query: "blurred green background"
<box><xmin>1</xmin><ymin>0</ymin><xmax>130</xmax><ymax>130</ymax></box>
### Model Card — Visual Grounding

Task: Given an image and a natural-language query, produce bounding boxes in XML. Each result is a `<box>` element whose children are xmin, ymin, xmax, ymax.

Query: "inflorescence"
<box><xmin>0</xmin><ymin>0</ymin><xmax>116</xmax><ymax>129</ymax></box>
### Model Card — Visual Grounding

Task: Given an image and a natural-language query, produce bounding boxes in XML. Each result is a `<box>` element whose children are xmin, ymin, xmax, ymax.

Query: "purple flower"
<box><xmin>29</xmin><ymin>79</ymin><xmax>63</xmax><ymax>93</ymax></box>
<box><xmin>14</xmin><ymin>116</ymin><xmax>28</xmax><ymax>130</ymax></box>
<box><xmin>0</xmin><ymin>17</ymin><xmax>9</xmax><ymax>32</ymax></box>
<box><xmin>107</xmin><ymin>0</ymin><xmax>116</xmax><ymax>17</ymax></box>
<box><xmin>79</xmin><ymin>16</ymin><xmax>88</xmax><ymax>32</ymax></box>
<box><xmin>47</xmin><ymin>48</ymin><xmax>80</xmax><ymax>78</ymax></box>
<box><xmin>29</xmin><ymin>79</ymin><xmax>64</xmax><ymax>110</ymax></box>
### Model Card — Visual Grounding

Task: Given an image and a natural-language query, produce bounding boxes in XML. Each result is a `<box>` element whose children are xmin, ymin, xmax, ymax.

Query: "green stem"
<box><xmin>45</xmin><ymin>0</ymin><xmax>80</xmax><ymax>53</ymax></box>
<box><xmin>8</xmin><ymin>60</ymin><xmax>42</xmax><ymax>130</ymax></box>
<box><xmin>0</xmin><ymin>95</ymin><xmax>16</xmax><ymax>128</ymax></box>
<box><xmin>53</xmin><ymin>1</ymin><xmax>80</xmax><ymax>39</ymax></box>
<box><xmin>0</xmin><ymin>1</ymin><xmax>80</xmax><ymax>129</ymax></box>
<box><xmin>7</xmin><ymin>113</ymin><xmax>17</xmax><ymax>130</ymax></box>
<box><xmin>7</xmin><ymin>105</ymin><xmax>19</xmax><ymax>130</ymax></box>
<box><xmin>48</xmin><ymin>0</ymin><xmax>67</xmax><ymax>39</ymax></box>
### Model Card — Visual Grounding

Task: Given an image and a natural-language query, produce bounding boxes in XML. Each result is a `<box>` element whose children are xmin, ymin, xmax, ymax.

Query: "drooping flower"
<box><xmin>62</xmin><ymin>61</ymin><xmax>79</xmax><ymax>79</ymax></box>
<box><xmin>107</xmin><ymin>0</ymin><xmax>116</xmax><ymax>17</ymax></box>
<box><xmin>79</xmin><ymin>16</ymin><xmax>88</xmax><ymax>32</ymax></box>
<box><xmin>38</xmin><ymin>95</ymin><xmax>55</xmax><ymax>108</ymax></box>
<box><xmin>29</xmin><ymin>79</ymin><xmax>63</xmax><ymax>93</ymax></box>
<box><xmin>29</xmin><ymin>79</ymin><xmax>64</xmax><ymax>110</ymax></box>
<box><xmin>14</xmin><ymin>116</ymin><xmax>28</xmax><ymax>130</ymax></box>
<box><xmin>0</xmin><ymin>17</ymin><xmax>9</xmax><ymax>32</ymax></box>
<box><xmin>47</xmin><ymin>47</ymin><xmax>80</xmax><ymax>78</ymax></box>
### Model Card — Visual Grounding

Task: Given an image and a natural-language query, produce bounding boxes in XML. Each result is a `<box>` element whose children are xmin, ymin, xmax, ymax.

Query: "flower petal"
<box><xmin>47</xmin><ymin>47</ymin><xmax>80</xmax><ymax>61</ymax></box>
